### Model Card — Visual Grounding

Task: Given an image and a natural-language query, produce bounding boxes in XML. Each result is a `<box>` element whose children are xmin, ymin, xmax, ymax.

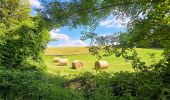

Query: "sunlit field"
<box><xmin>44</xmin><ymin>47</ymin><xmax>163</xmax><ymax>76</ymax></box>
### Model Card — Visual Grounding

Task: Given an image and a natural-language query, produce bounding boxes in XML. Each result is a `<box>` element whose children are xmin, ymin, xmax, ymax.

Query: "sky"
<box><xmin>30</xmin><ymin>0</ymin><xmax>128</xmax><ymax>47</ymax></box>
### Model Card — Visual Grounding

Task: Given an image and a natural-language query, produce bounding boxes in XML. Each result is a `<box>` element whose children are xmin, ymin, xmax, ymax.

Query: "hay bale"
<box><xmin>53</xmin><ymin>57</ymin><xmax>60</xmax><ymax>63</ymax></box>
<box><xmin>72</xmin><ymin>60</ymin><xmax>84</xmax><ymax>69</ymax></box>
<box><xmin>58</xmin><ymin>59</ymin><xmax>68</xmax><ymax>66</ymax></box>
<box><xmin>95</xmin><ymin>61</ymin><xmax>108</xmax><ymax>69</ymax></box>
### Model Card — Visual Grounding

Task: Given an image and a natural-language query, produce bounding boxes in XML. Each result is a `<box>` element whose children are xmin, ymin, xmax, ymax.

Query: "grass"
<box><xmin>45</xmin><ymin>47</ymin><xmax>89</xmax><ymax>55</ymax></box>
<box><xmin>44</xmin><ymin>47</ymin><xmax>163</xmax><ymax>76</ymax></box>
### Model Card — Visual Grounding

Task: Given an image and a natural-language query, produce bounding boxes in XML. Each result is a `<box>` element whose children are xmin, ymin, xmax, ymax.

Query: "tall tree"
<box><xmin>0</xmin><ymin>0</ymin><xmax>50</xmax><ymax>70</ymax></box>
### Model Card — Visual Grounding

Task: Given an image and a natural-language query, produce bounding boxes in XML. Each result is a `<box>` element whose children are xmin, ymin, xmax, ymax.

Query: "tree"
<box><xmin>0</xmin><ymin>0</ymin><xmax>50</xmax><ymax>70</ymax></box>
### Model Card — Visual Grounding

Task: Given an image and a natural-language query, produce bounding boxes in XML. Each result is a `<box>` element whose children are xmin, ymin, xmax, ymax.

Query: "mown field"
<box><xmin>44</xmin><ymin>47</ymin><xmax>163</xmax><ymax>76</ymax></box>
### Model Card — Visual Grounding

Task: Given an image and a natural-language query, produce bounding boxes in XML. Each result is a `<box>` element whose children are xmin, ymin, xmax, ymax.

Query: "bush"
<box><xmin>0</xmin><ymin>17</ymin><xmax>50</xmax><ymax>71</ymax></box>
<box><xmin>64</xmin><ymin>71</ymin><xmax>170</xmax><ymax>100</ymax></box>
<box><xmin>64</xmin><ymin>72</ymin><xmax>135</xmax><ymax>100</ymax></box>
<box><xmin>0</xmin><ymin>69</ymin><xmax>84</xmax><ymax>100</ymax></box>
<box><xmin>0</xmin><ymin>69</ymin><xmax>170</xmax><ymax>100</ymax></box>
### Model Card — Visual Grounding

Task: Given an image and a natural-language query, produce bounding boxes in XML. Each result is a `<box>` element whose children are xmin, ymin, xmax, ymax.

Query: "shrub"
<box><xmin>64</xmin><ymin>71</ymin><xmax>170</xmax><ymax>100</ymax></box>
<box><xmin>64</xmin><ymin>72</ymin><xmax>136</xmax><ymax>99</ymax></box>
<box><xmin>0</xmin><ymin>69</ymin><xmax>84</xmax><ymax>100</ymax></box>
<box><xmin>0</xmin><ymin>19</ymin><xmax>50</xmax><ymax>71</ymax></box>
<box><xmin>0</xmin><ymin>68</ymin><xmax>170</xmax><ymax>99</ymax></box>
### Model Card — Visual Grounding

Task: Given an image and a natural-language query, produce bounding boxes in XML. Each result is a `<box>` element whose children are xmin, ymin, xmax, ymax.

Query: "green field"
<box><xmin>44</xmin><ymin>47</ymin><xmax>163</xmax><ymax>76</ymax></box>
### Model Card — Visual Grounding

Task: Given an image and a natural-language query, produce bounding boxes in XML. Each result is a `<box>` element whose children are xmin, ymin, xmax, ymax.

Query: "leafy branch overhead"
<box><xmin>40</xmin><ymin>0</ymin><xmax>169</xmax><ymax>47</ymax></box>
<box><xmin>40</xmin><ymin>0</ymin><xmax>170</xmax><ymax>73</ymax></box>
<box><xmin>40</xmin><ymin>0</ymin><xmax>163</xmax><ymax>27</ymax></box>
<box><xmin>40</xmin><ymin>0</ymin><xmax>170</xmax><ymax>51</ymax></box>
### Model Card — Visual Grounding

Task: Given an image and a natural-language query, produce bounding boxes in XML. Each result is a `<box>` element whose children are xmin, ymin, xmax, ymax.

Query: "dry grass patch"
<box><xmin>45</xmin><ymin>47</ymin><xmax>89</xmax><ymax>56</ymax></box>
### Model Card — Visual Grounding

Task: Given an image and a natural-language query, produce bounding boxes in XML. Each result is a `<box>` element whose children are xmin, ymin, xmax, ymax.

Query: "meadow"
<box><xmin>44</xmin><ymin>47</ymin><xmax>163</xmax><ymax>76</ymax></box>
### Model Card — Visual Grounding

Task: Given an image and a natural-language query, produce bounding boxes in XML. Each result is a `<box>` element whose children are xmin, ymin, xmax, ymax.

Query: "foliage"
<box><xmin>0</xmin><ymin>69</ymin><xmax>169</xmax><ymax>100</ymax></box>
<box><xmin>0</xmin><ymin>0</ymin><xmax>50</xmax><ymax>70</ymax></box>
<box><xmin>0</xmin><ymin>19</ymin><xmax>49</xmax><ymax>70</ymax></box>
<box><xmin>118</xmin><ymin>33</ymin><xmax>133</xmax><ymax>48</ymax></box>
<box><xmin>64</xmin><ymin>71</ymin><xmax>170</xmax><ymax>100</ymax></box>
<box><xmin>0</xmin><ymin>69</ymin><xmax>84</xmax><ymax>100</ymax></box>
<box><xmin>0</xmin><ymin>0</ymin><xmax>30</xmax><ymax>28</ymax></box>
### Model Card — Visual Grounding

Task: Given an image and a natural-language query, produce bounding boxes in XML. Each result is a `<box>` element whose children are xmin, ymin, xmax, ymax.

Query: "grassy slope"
<box><xmin>44</xmin><ymin>47</ymin><xmax>163</xmax><ymax>76</ymax></box>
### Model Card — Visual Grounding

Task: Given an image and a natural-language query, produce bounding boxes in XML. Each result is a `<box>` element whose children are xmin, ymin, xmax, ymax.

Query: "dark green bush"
<box><xmin>64</xmin><ymin>72</ymin><xmax>135</xmax><ymax>100</ymax></box>
<box><xmin>64</xmin><ymin>71</ymin><xmax>170</xmax><ymax>100</ymax></box>
<box><xmin>0</xmin><ymin>69</ymin><xmax>170</xmax><ymax>100</ymax></box>
<box><xmin>0</xmin><ymin>69</ymin><xmax>84</xmax><ymax>100</ymax></box>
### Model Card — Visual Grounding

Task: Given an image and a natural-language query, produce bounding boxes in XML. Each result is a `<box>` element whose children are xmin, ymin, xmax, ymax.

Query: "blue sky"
<box><xmin>30</xmin><ymin>0</ymin><xmax>128</xmax><ymax>47</ymax></box>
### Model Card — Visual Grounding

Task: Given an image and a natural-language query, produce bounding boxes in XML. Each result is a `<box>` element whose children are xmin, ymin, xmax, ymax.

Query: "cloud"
<box><xmin>100</xmin><ymin>16</ymin><xmax>130</xmax><ymax>28</ymax></box>
<box><xmin>57</xmin><ymin>40</ymin><xmax>88</xmax><ymax>47</ymax></box>
<box><xmin>49</xmin><ymin>29</ymin><xmax>88</xmax><ymax>47</ymax></box>
<box><xmin>30</xmin><ymin>0</ymin><xmax>41</xmax><ymax>9</ymax></box>
<box><xmin>50</xmin><ymin>29</ymin><xmax>69</xmax><ymax>42</ymax></box>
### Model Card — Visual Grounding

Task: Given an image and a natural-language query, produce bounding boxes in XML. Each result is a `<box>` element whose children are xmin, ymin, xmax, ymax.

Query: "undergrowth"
<box><xmin>0</xmin><ymin>69</ymin><xmax>170</xmax><ymax>100</ymax></box>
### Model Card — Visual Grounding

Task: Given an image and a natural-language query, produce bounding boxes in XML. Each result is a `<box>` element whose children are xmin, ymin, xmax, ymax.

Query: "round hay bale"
<box><xmin>58</xmin><ymin>59</ymin><xmax>68</xmax><ymax>66</ymax></box>
<box><xmin>53</xmin><ymin>57</ymin><xmax>60</xmax><ymax>63</ymax></box>
<box><xmin>72</xmin><ymin>60</ymin><xmax>84</xmax><ymax>69</ymax></box>
<box><xmin>95</xmin><ymin>61</ymin><xmax>108</xmax><ymax>69</ymax></box>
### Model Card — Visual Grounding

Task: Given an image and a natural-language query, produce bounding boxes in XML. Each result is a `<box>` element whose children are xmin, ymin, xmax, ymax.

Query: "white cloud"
<box><xmin>50</xmin><ymin>29</ymin><xmax>69</xmax><ymax>42</ymax></box>
<box><xmin>100</xmin><ymin>16</ymin><xmax>130</xmax><ymax>28</ymax></box>
<box><xmin>49</xmin><ymin>29</ymin><xmax>88</xmax><ymax>47</ymax></box>
<box><xmin>57</xmin><ymin>40</ymin><xmax>88</xmax><ymax>47</ymax></box>
<box><xmin>30</xmin><ymin>0</ymin><xmax>41</xmax><ymax>9</ymax></box>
